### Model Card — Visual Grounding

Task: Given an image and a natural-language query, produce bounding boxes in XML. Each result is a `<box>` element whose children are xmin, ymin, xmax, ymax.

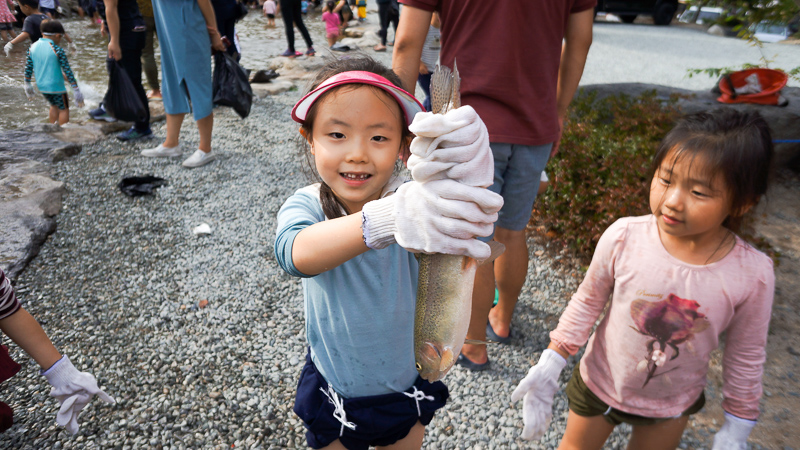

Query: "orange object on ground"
<box><xmin>717</xmin><ymin>68</ymin><xmax>788</xmax><ymax>105</ymax></box>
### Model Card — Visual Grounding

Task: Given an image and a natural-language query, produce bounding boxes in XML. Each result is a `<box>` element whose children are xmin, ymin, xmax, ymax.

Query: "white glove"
<box><xmin>42</xmin><ymin>356</ymin><xmax>115</xmax><ymax>435</ymax></box>
<box><xmin>711</xmin><ymin>412</ymin><xmax>756</xmax><ymax>450</ymax></box>
<box><xmin>4</xmin><ymin>41</ymin><xmax>13</xmax><ymax>56</ymax></box>
<box><xmin>407</xmin><ymin>106</ymin><xmax>494</xmax><ymax>187</ymax></box>
<box><xmin>362</xmin><ymin>179</ymin><xmax>503</xmax><ymax>260</ymax></box>
<box><xmin>73</xmin><ymin>87</ymin><xmax>85</xmax><ymax>107</ymax></box>
<box><xmin>511</xmin><ymin>349</ymin><xmax>567</xmax><ymax>441</ymax></box>
<box><xmin>24</xmin><ymin>81</ymin><xmax>35</xmax><ymax>100</ymax></box>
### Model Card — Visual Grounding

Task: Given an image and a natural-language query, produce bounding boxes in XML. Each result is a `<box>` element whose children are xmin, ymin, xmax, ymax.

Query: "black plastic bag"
<box><xmin>213</xmin><ymin>52</ymin><xmax>253</xmax><ymax>119</ymax></box>
<box><xmin>233</xmin><ymin>1</ymin><xmax>249</xmax><ymax>22</ymax></box>
<box><xmin>118</xmin><ymin>175</ymin><xmax>167</xmax><ymax>197</ymax></box>
<box><xmin>103</xmin><ymin>58</ymin><xmax>148</xmax><ymax>123</ymax></box>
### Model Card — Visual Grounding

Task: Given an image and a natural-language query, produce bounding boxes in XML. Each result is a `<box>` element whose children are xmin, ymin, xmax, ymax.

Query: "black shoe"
<box><xmin>456</xmin><ymin>354</ymin><xmax>490</xmax><ymax>372</ymax></box>
<box><xmin>117</xmin><ymin>127</ymin><xmax>153</xmax><ymax>142</ymax></box>
<box><xmin>486</xmin><ymin>321</ymin><xmax>511</xmax><ymax>344</ymax></box>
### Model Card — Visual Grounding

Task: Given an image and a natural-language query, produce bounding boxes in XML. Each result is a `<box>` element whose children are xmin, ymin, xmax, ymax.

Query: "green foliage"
<box><xmin>530</xmin><ymin>90</ymin><xmax>681</xmax><ymax>263</ymax></box>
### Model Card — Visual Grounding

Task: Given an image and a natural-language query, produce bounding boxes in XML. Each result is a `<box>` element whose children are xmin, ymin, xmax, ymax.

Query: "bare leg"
<box><xmin>48</xmin><ymin>105</ymin><xmax>58</xmax><ymax>124</ymax></box>
<box><xmin>461</xmin><ymin>262</ymin><xmax>494</xmax><ymax>364</ymax></box>
<box><xmin>377</xmin><ymin>422</ymin><xmax>425</xmax><ymax>450</ymax></box>
<box><xmin>487</xmin><ymin>227</ymin><xmax>529</xmax><ymax>338</ymax></box>
<box><xmin>319</xmin><ymin>440</ymin><xmax>347</xmax><ymax>450</ymax></box>
<box><xmin>558</xmin><ymin>410</ymin><xmax>616</xmax><ymax>450</ymax></box>
<box><xmin>196</xmin><ymin>113</ymin><xmax>214</xmax><ymax>153</ymax></box>
<box><xmin>164</xmin><ymin>113</ymin><xmax>186</xmax><ymax>148</ymax></box>
<box><xmin>58</xmin><ymin>108</ymin><xmax>70</xmax><ymax>125</ymax></box>
<box><xmin>627</xmin><ymin>416</ymin><xmax>689</xmax><ymax>450</ymax></box>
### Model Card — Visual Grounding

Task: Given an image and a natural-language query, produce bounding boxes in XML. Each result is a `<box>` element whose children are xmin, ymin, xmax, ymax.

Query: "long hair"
<box><xmin>299</xmin><ymin>55</ymin><xmax>412</xmax><ymax>220</ymax></box>
<box><xmin>650</xmin><ymin>108</ymin><xmax>773</xmax><ymax>233</ymax></box>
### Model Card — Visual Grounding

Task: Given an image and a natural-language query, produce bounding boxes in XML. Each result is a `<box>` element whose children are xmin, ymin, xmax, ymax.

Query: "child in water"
<box><xmin>0</xmin><ymin>268</ymin><xmax>114</xmax><ymax>433</ymax></box>
<box><xmin>275</xmin><ymin>55</ymin><xmax>502</xmax><ymax>449</ymax></box>
<box><xmin>4</xmin><ymin>0</ymin><xmax>75</xmax><ymax>55</ymax></box>
<box><xmin>23</xmin><ymin>19</ymin><xmax>84</xmax><ymax>125</ymax></box>
<box><xmin>512</xmin><ymin>109</ymin><xmax>775</xmax><ymax>450</ymax></box>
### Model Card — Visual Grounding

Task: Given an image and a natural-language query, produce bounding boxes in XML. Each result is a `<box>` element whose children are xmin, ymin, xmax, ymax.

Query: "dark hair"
<box><xmin>650</xmin><ymin>108</ymin><xmax>773</xmax><ymax>233</ymax></box>
<box><xmin>300</xmin><ymin>55</ymin><xmax>412</xmax><ymax>220</ymax></box>
<box><xmin>326</xmin><ymin>0</ymin><xmax>336</xmax><ymax>10</ymax></box>
<box><xmin>40</xmin><ymin>19</ymin><xmax>65</xmax><ymax>35</ymax></box>
<box><xmin>18</xmin><ymin>0</ymin><xmax>39</xmax><ymax>9</ymax></box>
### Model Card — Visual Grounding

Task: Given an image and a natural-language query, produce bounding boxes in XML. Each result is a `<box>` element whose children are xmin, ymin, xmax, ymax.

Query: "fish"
<box><xmin>414</xmin><ymin>243</ymin><xmax>504</xmax><ymax>382</ymax></box>
<box><xmin>413</xmin><ymin>61</ymin><xmax>504</xmax><ymax>382</ymax></box>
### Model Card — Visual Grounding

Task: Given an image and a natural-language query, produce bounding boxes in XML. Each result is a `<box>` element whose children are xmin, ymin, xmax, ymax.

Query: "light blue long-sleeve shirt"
<box><xmin>274</xmin><ymin>181</ymin><xmax>420</xmax><ymax>398</ymax></box>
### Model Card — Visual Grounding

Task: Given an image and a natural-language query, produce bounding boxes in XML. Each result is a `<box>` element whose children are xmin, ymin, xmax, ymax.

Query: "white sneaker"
<box><xmin>182</xmin><ymin>149</ymin><xmax>215</xmax><ymax>168</ymax></box>
<box><xmin>141</xmin><ymin>143</ymin><xmax>182</xmax><ymax>158</ymax></box>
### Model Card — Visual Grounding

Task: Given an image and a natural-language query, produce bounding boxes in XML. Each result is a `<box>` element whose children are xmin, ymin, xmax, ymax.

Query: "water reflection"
<box><xmin>0</xmin><ymin>9</ymin><xmax>330</xmax><ymax>131</ymax></box>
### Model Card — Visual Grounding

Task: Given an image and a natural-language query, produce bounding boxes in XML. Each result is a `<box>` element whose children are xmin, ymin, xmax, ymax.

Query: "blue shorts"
<box><xmin>488</xmin><ymin>142</ymin><xmax>552</xmax><ymax>231</ymax></box>
<box><xmin>293</xmin><ymin>352</ymin><xmax>449</xmax><ymax>450</ymax></box>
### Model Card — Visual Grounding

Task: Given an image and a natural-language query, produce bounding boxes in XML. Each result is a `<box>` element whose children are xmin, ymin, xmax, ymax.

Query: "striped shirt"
<box><xmin>24</xmin><ymin>38</ymin><xmax>78</xmax><ymax>94</ymax></box>
<box><xmin>0</xmin><ymin>269</ymin><xmax>21</xmax><ymax>321</ymax></box>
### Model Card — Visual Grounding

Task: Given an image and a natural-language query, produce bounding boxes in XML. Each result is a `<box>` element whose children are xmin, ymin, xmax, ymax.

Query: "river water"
<box><xmin>0</xmin><ymin>8</ymin><xmax>330</xmax><ymax>131</ymax></box>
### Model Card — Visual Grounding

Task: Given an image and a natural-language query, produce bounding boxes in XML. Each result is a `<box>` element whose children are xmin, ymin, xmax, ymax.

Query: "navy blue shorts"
<box><xmin>294</xmin><ymin>352</ymin><xmax>449</xmax><ymax>450</ymax></box>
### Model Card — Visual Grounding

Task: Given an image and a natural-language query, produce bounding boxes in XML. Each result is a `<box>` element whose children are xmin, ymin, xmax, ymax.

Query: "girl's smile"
<box><xmin>309</xmin><ymin>86</ymin><xmax>405</xmax><ymax>213</ymax></box>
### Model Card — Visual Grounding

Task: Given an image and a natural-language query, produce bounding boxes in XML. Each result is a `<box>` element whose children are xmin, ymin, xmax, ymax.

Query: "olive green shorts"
<box><xmin>565</xmin><ymin>362</ymin><xmax>705</xmax><ymax>426</ymax></box>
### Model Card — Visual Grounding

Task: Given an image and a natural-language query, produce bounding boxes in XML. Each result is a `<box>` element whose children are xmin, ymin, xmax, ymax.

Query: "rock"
<box><xmin>0</xmin><ymin>130</ymin><xmax>81</xmax><ymax>163</ymax></box>
<box><xmin>707</xmin><ymin>24</ymin><xmax>726</xmax><ymax>37</ymax></box>
<box><xmin>250</xmin><ymin>80</ymin><xmax>295</xmax><ymax>98</ymax></box>
<box><xmin>250</xmin><ymin>69</ymin><xmax>280</xmax><ymax>83</ymax></box>
<box><xmin>0</xmin><ymin>154</ymin><xmax>65</xmax><ymax>279</ymax></box>
<box><xmin>343</xmin><ymin>28</ymin><xmax>364</xmax><ymax>38</ymax></box>
<box><xmin>50</xmin><ymin>123</ymin><xmax>105</xmax><ymax>145</ymax></box>
<box><xmin>579</xmin><ymin>83</ymin><xmax>800</xmax><ymax>169</ymax></box>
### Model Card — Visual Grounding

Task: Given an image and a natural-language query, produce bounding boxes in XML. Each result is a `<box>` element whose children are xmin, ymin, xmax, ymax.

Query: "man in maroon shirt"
<box><xmin>393</xmin><ymin>0</ymin><xmax>595</xmax><ymax>368</ymax></box>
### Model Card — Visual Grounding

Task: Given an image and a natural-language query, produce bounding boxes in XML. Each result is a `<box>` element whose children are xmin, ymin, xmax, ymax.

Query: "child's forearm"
<box><xmin>0</xmin><ymin>308</ymin><xmax>62</xmax><ymax>370</ymax></box>
<box><xmin>547</xmin><ymin>342</ymin><xmax>570</xmax><ymax>360</ymax></box>
<box><xmin>10</xmin><ymin>31</ymin><xmax>30</xmax><ymax>45</ymax></box>
<box><xmin>292</xmin><ymin>212</ymin><xmax>369</xmax><ymax>275</ymax></box>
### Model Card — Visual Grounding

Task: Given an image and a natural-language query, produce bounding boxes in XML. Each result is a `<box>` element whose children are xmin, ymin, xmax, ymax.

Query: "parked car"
<box><xmin>678</xmin><ymin>6</ymin><xmax>724</xmax><ymax>25</ymax></box>
<box><xmin>595</xmin><ymin>0</ymin><xmax>680</xmax><ymax>26</ymax></box>
<box><xmin>752</xmin><ymin>21</ymin><xmax>795</xmax><ymax>43</ymax></box>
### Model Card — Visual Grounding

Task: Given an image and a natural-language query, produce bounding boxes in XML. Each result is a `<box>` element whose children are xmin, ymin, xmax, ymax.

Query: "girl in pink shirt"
<box><xmin>512</xmin><ymin>109</ymin><xmax>775</xmax><ymax>450</ymax></box>
<box><xmin>321</xmin><ymin>0</ymin><xmax>343</xmax><ymax>47</ymax></box>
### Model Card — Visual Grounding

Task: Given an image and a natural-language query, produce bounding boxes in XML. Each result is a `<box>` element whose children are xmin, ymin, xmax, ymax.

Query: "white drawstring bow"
<box><xmin>403</xmin><ymin>386</ymin><xmax>434</xmax><ymax>416</ymax></box>
<box><xmin>320</xmin><ymin>385</ymin><xmax>356</xmax><ymax>437</ymax></box>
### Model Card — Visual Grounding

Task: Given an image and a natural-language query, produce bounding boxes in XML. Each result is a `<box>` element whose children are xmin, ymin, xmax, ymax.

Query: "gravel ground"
<box><xmin>2</xmin><ymin>16</ymin><xmax>793</xmax><ymax>450</ymax></box>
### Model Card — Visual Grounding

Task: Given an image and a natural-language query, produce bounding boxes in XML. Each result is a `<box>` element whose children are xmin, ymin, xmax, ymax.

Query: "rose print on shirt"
<box><xmin>630</xmin><ymin>293</ymin><xmax>710</xmax><ymax>387</ymax></box>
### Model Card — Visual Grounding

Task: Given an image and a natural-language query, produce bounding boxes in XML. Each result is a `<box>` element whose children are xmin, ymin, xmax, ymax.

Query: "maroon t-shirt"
<box><xmin>401</xmin><ymin>0</ymin><xmax>595</xmax><ymax>146</ymax></box>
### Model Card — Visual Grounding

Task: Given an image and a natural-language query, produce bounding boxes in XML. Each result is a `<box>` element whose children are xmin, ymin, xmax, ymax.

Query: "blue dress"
<box><xmin>152</xmin><ymin>0</ymin><xmax>213</xmax><ymax>120</ymax></box>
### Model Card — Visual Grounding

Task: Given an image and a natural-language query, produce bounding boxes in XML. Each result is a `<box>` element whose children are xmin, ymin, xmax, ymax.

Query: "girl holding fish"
<box><xmin>274</xmin><ymin>56</ymin><xmax>502</xmax><ymax>449</ymax></box>
<box><xmin>512</xmin><ymin>109</ymin><xmax>775</xmax><ymax>450</ymax></box>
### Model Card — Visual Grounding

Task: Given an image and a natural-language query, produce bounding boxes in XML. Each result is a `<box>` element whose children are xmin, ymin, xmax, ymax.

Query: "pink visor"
<box><xmin>291</xmin><ymin>71</ymin><xmax>424</xmax><ymax>126</ymax></box>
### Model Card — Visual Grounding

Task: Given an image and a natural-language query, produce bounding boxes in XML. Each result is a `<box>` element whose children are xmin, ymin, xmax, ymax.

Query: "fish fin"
<box><xmin>477</xmin><ymin>240</ymin><xmax>506</xmax><ymax>266</ymax></box>
<box><xmin>451</xmin><ymin>59</ymin><xmax>461</xmax><ymax>109</ymax></box>
<box><xmin>464</xmin><ymin>339</ymin><xmax>491</xmax><ymax>346</ymax></box>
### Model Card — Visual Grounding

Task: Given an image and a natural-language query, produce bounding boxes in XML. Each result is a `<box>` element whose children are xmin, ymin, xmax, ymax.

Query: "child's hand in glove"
<box><xmin>407</xmin><ymin>105</ymin><xmax>494</xmax><ymax>188</ymax></box>
<box><xmin>43</xmin><ymin>356</ymin><xmax>115</xmax><ymax>435</ymax></box>
<box><xmin>73</xmin><ymin>87</ymin><xmax>85</xmax><ymax>108</ymax></box>
<box><xmin>511</xmin><ymin>349</ymin><xmax>567</xmax><ymax>441</ymax></box>
<box><xmin>712</xmin><ymin>412</ymin><xmax>756</xmax><ymax>450</ymax></box>
<box><xmin>24</xmin><ymin>81</ymin><xmax>35</xmax><ymax>100</ymax></box>
<box><xmin>362</xmin><ymin>179</ymin><xmax>503</xmax><ymax>260</ymax></box>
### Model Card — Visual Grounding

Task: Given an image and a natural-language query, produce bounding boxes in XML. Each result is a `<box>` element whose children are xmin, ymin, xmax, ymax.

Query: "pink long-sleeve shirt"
<box><xmin>550</xmin><ymin>215</ymin><xmax>774</xmax><ymax>420</ymax></box>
